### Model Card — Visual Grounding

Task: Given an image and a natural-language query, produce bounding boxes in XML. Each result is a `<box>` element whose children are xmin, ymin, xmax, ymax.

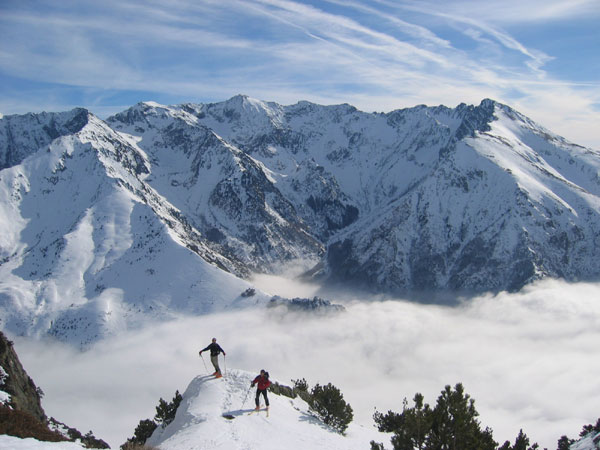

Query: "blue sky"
<box><xmin>1</xmin><ymin>0</ymin><xmax>599</xmax><ymax>148</ymax></box>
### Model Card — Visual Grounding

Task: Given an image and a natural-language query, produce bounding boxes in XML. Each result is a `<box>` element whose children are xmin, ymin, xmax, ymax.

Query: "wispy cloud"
<box><xmin>414</xmin><ymin>0</ymin><xmax>600</xmax><ymax>24</ymax></box>
<box><xmin>0</xmin><ymin>0</ymin><xmax>599</xmax><ymax>147</ymax></box>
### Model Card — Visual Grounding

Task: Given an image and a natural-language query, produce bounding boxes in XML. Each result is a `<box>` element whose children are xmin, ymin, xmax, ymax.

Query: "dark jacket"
<box><xmin>201</xmin><ymin>342</ymin><xmax>225</xmax><ymax>356</ymax></box>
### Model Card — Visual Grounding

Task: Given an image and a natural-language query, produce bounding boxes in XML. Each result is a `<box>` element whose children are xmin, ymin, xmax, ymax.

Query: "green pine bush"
<box><xmin>308</xmin><ymin>382</ymin><xmax>353</xmax><ymax>434</ymax></box>
<box><xmin>374</xmin><ymin>383</ymin><xmax>497</xmax><ymax>450</ymax></box>
<box><xmin>121</xmin><ymin>390</ymin><xmax>182</xmax><ymax>449</ymax></box>
<box><xmin>154</xmin><ymin>390</ymin><xmax>182</xmax><ymax>428</ymax></box>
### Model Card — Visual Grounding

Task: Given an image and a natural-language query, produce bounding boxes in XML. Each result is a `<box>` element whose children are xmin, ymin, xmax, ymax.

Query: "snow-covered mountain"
<box><xmin>145</xmin><ymin>369</ymin><xmax>387</xmax><ymax>450</ymax></box>
<box><xmin>2</xmin><ymin>96</ymin><xmax>600</xmax><ymax>345</ymax></box>
<box><xmin>107</xmin><ymin>96</ymin><xmax>600</xmax><ymax>294</ymax></box>
<box><xmin>0</xmin><ymin>107</ymin><xmax>271</xmax><ymax>347</ymax></box>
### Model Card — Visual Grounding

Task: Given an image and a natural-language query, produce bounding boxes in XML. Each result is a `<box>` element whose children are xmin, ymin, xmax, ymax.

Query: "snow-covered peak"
<box><xmin>107</xmin><ymin>101</ymin><xmax>200</xmax><ymax>132</ymax></box>
<box><xmin>197</xmin><ymin>95</ymin><xmax>286</xmax><ymax>135</ymax></box>
<box><xmin>140</xmin><ymin>101</ymin><xmax>163</xmax><ymax>108</ymax></box>
<box><xmin>146</xmin><ymin>369</ymin><xmax>388</xmax><ymax>450</ymax></box>
<box><xmin>0</xmin><ymin>108</ymin><xmax>91</xmax><ymax>169</ymax></box>
<box><xmin>222</xmin><ymin>94</ymin><xmax>272</xmax><ymax>113</ymax></box>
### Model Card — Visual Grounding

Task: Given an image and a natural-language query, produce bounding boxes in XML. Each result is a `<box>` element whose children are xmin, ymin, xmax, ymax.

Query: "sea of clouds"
<box><xmin>12</xmin><ymin>277</ymin><xmax>600</xmax><ymax>449</ymax></box>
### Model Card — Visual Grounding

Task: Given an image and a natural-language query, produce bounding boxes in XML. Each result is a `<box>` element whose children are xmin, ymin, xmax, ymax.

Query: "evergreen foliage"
<box><xmin>126</xmin><ymin>419</ymin><xmax>158</xmax><ymax>447</ymax></box>
<box><xmin>372</xmin><ymin>384</ymin><xmax>599</xmax><ymax>450</ymax></box>
<box><xmin>121</xmin><ymin>390</ymin><xmax>182</xmax><ymax>449</ymax></box>
<box><xmin>499</xmin><ymin>429</ymin><xmax>539</xmax><ymax>450</ymax></box>
<box><xmin>556</xmin><ymin>435</ymin><xmax>574</xmax><ymax>450</ymax></box>
<box><xmin>308</xmin><ymin>382</ymin><xmax>354</xmax><ymax>434</ymax></box>
<box><xmin>154</xmin><ymin>390</ymin><xmax>182</xmax><ymax>428</ymax></box>
<box><xmin>579</xmin><ymin>417</ymin><xmax>600</xmax><ymax>437</ymax></box>
<box><xmin>557</xmin><ymin>416</ymin><xmax>600</xmax><ymax>450</ymax></box>
<box><xmin>291</xmin><ymin>378</ymin><xmax>309</xmax><ymax>392</ymax></box>
<box><xmin>291</xmin><ymin>377</ymin><xmax>312</xmax><ymax>403</ymax></box>
<box><xmin>373</xmin><ymin>383</ymin><xmax>497</xmax><ymax>450</ymax></box>
<box><xmin>370</xmin><ymin>441</ymin><xmax>386</xmax><ymax>450</ymax></box>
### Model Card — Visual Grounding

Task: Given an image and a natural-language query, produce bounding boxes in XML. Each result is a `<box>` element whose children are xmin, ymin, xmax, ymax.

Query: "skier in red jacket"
<box><xmin>251</xmin><ymin>369</ymin><xmax>271</xmax><ymax>411</ymax></box>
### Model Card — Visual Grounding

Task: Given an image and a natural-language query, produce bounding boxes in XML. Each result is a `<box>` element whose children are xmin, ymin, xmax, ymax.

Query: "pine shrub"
<box><xmin>579</xmin><ymin>417</ymin><xmax>600</xmax><ymax>436</ymax></box>
<box><xmin>499</xmin><ymin>429</ymin><xmax>540</xmax><ymax>450</ymax></box>
<box><xmin>154</xmin><ymin>390</ymin><xmax>182</xmax><ymax>428</ymax></box>
<box><xmin>291</xmin><ymin>378</ymin><xmax>309</xmax><ymax>392</ymax></box>
<box><xmin>374</xmin><ymin>383</ymin><xmax>497</xmax><ymax>450</ymax></box>
<box><xmin>308</xmin><ymin>382</ymin><xmax>353</xmax><ymax>434</ymax></box>
<box><xmin>291</xmin><ymin>378</ymin><xmax>312</xmax><ymax>403</ymax></box>
<box><xmin>125</xmin><ymin>419</ymin><xmax>158</xmax><ymax>447</ymax></box>
<box><xmin>121</xmin><ymin>390</ymin><xmax>182</xmax><ymax>449</ymax></box>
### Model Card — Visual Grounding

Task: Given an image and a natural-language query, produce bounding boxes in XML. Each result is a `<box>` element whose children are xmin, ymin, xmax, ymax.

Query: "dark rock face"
<box><xmin>0</xmin><ymin>331</ymin><xmax>109</xmax><ymax>447</ymax></box>
<box><xmin>0</xmin><ymin>108</ymin><xmax>90</xmax><ymax>170</ymax></box>
<box><xmin>0</xmin><ymin>331</ymin><xmax>46</xmax><ymax>422</ymax></box>
<box><xmin>453</xmin><ymin>99</ymin><xmax>496</xmax><ymax>141</ymax></box>
<box><xmin>268</xmin><ymin>296</ymin><xmax>345</xmax><ymax>313</ymax></box>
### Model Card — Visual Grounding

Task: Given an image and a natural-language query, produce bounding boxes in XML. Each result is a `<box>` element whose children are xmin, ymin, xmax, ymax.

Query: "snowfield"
<box><xmin>0</xmin><ymin>436</ymin><xmax>94</xmax><ymax>450</ymax></box>
<box><xmin>0</xmin><ymin>368</ymin><xmax>391</xmax><ymax>450</ymax></box>
<box><xmin>146</xmin><ymin>369</ymin><xmax>390</xmax><ymax>450</ymax></box>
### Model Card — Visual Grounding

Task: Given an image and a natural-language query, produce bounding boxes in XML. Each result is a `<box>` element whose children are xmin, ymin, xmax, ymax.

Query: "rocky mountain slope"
<box><xmin>0</xmin><ymin>331</ymin><xmax>45</xmax><ymax>422</ymax></box>
<box><xmin>0</xmin><ymin>331</ymin><xmax>107</xmax><ymax>447</ymax></box>
<box><xmin>107</xmin><ymin>96</ymin><xmax>600</xmax><ymax>294</ymax></box>
<box><xmin>0</xmin><ymin>107</ymin><xmax>271</xmax><ymax>346</ymax></box>
<box><xmin>2</xmin><ymin>96</ymin><xmax>600</xmax><ymax>344</ymax></box>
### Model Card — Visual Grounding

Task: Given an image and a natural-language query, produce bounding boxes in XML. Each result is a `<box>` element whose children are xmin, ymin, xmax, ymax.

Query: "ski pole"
<box><xmin>199</xmin><ymin>353</ymin><xmax>208</xmax><ymax>373</ymax></box>
<box><xmin>241</xmin><ymin>385</ymin><xmax>252</xmax><ymax>409</ymax></box>
<box><xmin>223</xmin><ymin>354</ymin><xmax>227</xmax><ymax>375</ymax></box>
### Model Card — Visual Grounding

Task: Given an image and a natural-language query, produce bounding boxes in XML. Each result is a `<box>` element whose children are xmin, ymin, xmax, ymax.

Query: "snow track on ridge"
<box><xmin>146</xmin><ymin>369</ymin><xmax>388</xmax><ymax>450</ymax></box>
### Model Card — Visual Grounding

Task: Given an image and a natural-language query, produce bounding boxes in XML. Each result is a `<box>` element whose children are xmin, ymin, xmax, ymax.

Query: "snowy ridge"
<box><xmin>146</xmin><ymin>369</ymin><xmax>388</xmax><ymax>450</ymax></box>
<box><xmin>108</xmin><ymin>101</ymin><xmax>324</xmax><ymax>272</ymax></box>
<box><xmin>118</xmin><ymin>95</ymin><xmax>599</xmax><ymax>294</ymax></box>
<box><xmin>2</xmin><ymin>96</ymin><xmax>600</xmax><ymax>344</ymax></box>
<box><xmin>0</xmin><ymin>108</ymin><xmax>270</xmax><ymax>347</ymax></box>
<box><xmin>0</xmin><ymin>108</ymin><xmax>90</xmax><ymax>170</ymax></box>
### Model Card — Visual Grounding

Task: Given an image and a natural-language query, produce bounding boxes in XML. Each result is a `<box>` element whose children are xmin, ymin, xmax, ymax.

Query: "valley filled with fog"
<box><xmin>10</xmin><ymin>277</ymin><xmax>599</xmax><ymax>449</ymax></box>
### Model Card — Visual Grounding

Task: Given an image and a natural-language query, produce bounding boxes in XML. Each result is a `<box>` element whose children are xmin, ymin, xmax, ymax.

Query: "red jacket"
<box><xmin>252</xmin><ymin>375</ymin><xmax>271</xmax><ymax>390</ymax></box>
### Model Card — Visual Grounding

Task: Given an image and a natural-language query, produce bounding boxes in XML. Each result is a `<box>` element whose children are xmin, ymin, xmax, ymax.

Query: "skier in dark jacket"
<box><xmin>251</xmin><ymin>369</ymin><xmax>271</xmax><ymax>410</ymax></box>
<box><xmin>199</xmin><ymin>338</ymin><xmax>226</xmax><ymax>378</ymax></box>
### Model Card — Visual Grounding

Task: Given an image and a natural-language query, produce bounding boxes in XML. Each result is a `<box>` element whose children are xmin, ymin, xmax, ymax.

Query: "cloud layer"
<box><xmin>1</xmin><ymin>0</ymin><xmax>599</xmax><ymax>148</ymax></box>
<box><xmin>13</xmin><ymin>277</ymin><xmax>600</xmax><ymax>449</ymax></box>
